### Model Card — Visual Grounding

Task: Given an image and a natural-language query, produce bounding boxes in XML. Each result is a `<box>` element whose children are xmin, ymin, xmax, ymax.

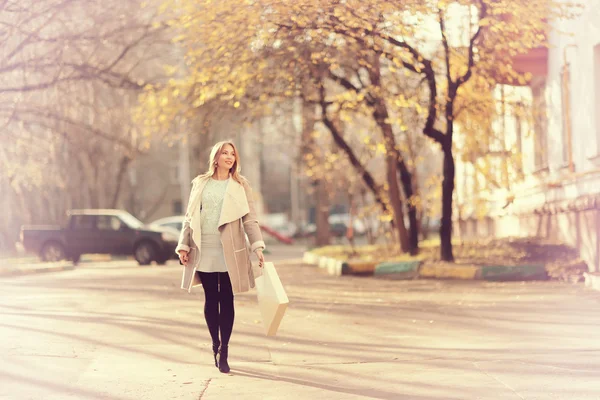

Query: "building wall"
<box><xmin>127</xmin><ymin>142</ymin><xmax>182</xmax><ymax>222</ymax></box>
<box><xmin>129</xmin><ymin>111</ymin><xmax>273</xmax><ymax>223</ymax></box>
<box><xmin>457</xmin><ymin>0</ymin><xmax>600</xmax><ymax>272</ymax></box>
<box><xmin>545</xmin><ymin>0</ymin><xmax>600</xmax><ymax>173</ymax></box>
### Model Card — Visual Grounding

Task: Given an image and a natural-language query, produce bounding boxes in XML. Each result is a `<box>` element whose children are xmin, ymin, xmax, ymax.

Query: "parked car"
<box><xmin>294</xmin><ymin>214</ymin><xmax>367</xmax><ymax>238</ymax></box>
<box><xmin>262</xmin><ymin>213</ymin><xmax>298</xmax><ymax>238</ymax></box>
<box><xmin>148</xmin><ymin>215</ymin><xmax>185</xmax><ymax>234</ymax></box>
<box><xmin>295</xmin><ymin>222</ymin><xmax>348</xmax><ymax>238</ymax></box>
<box><xmin>20</xmin><ymin>209</ymin><xmax>179</xmax><ymax>265</ymax></box>
<box><xmin>150</xmin><ymin>214</ymin><xmax>297</xmax><ymax>245</ymax></box>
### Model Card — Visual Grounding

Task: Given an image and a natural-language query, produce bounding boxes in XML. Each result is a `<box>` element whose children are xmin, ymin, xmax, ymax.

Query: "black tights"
<box><xmin>198</xmin><ymin>271</ymin><xmax>235</xmax><ymax>348</ymax></box>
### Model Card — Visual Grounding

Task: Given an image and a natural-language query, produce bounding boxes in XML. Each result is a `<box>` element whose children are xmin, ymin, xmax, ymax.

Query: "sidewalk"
<box><xmin>0</xmin><ymin>259</ymin><xmax>75</xmax><ymax>277</ymax></box>
<box><xmin>1</xmin><ymin>255</ymin><xmax>599</xmax><ymax>399</ymax></box>
<box><xmin>0</xmin><ymin>254</ymin><xmax>122</xmax><ymax>277</ymax></box>
<box><xmin>201</xmin><ymin>262</ymin><xmax>600</xmax><ymax>399</ymax></box>
<box><xmin>0</xmin><ymin>245</ymin><xmax>305</xmax><ymax>278</ymax></box>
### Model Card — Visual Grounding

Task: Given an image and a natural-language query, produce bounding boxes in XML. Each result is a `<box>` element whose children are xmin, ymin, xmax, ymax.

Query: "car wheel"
<box><xmin>134</xmin><ymin>242</ymin><xmax>156</xmax><ymax>265</ymax></box>
<box><xmin>41</xmin><ymin>242</ymin><xmax>66</xmax><ymax>262</ymax></box>
<box><xmin>156</xmin><ymin>257</ymin><xmax>168</xmax><ymax>265</ymax></box>
<box><xmin>71</xmin><ymin>254</ymin><xmax>81</xmax><ymax>266</ymax></box>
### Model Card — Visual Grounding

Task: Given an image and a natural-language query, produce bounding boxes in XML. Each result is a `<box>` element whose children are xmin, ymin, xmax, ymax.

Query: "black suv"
<box><xmin>20</xmin><ymin>209</ymin><xmax>179</xmax><ymax>265</ymax></box>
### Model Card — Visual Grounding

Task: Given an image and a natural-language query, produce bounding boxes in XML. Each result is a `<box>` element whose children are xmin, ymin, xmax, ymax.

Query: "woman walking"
<box><xmin>176</xmin><ymin>140</ymin><xmax>266</xmax><ymax>373</ymax></box>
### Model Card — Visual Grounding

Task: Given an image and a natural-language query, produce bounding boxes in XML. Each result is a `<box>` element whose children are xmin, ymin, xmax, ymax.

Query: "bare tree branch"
<box><xmin>438</xmin><ymin>8</ymin><xmax>452</xmax><ymax>86</ymax></box>
<box><xmin>0</xmin><ymin>106</ymin><xmax>139</xmax><ymax>151</ymax></box>
<box><xmin>455</xmin><ymin>0</ymin><xmax>487</xmax><ymax>89</ymax></box>
<box><xmin>328</xmin><ymin>71</ymin><xmax>362</xmax><ymax>93</ymax></box>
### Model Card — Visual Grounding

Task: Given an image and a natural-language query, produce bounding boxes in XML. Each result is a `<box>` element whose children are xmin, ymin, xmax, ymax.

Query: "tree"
<box><xmin>143</xmin><ymin>0</ymin><xmax>425</xmax><ymax>254</ymax></box>
<box><xmin>0</xmin><ymin>0</ymin><xmax>170</xmax><ymax>251</ymax></box>
<box><xmin>269</xmin><ymin>0</ymin><xmax>579</xmax><ymax>260</ymax></box>
<box><xmin>390</xmin><ymin>0</ymin><xmax>579</xmax><ymax>260</ymax></box>
<box><xmin>145</xmin><ymin>0</ymin><xmax>578</xmax><ymax>260</ymax></box>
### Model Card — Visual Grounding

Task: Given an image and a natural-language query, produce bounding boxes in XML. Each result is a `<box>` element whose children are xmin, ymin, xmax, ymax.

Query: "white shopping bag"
<box><xmin>255</xmin><ymin>262</ymin><xmax>289</xmax><ymax>336</ymax></box>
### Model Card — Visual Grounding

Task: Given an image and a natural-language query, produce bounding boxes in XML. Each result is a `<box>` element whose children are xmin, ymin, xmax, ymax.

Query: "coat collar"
<box><xmin>187</xmin><ymin>175</ymin><xmax>249</xmax><ymax>228</ymax></box>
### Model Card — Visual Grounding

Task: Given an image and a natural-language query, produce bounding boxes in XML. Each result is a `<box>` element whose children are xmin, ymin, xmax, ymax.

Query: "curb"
<box><xmin>304</xmin><ymin>251</ymin><xmax>417</xmax><ymax>278</ymax></box>
<box><xmin>302</xmin><ymin>252</ymin><xmax>320</xmax><ymax>265</ymax></box>
<box><xmin>303</xmin><ymin>252</ymin><xmax>376</xmax><ymax>276</ymax></box>
<box><xmin>420</xmin><ymin>263</ymin><xmax>479</xmax><ymax>279</ymax></box>
<box><xmin>478</xmin><ymin>264</ymin><xmax>547</xmax><ymax>281</ymax></box>
<box><xmin>341</xmin><ymin>260</ymin><xmax>377</xmax><ymax>275</ymax></box>
<box><xmin>0</xmin><ymin>263</ymin><xmax>75</xmax><ymax>278</ymax></box>
<box><xmin>322</xmin><ymin>256</ymin><xmax>344</xmax><ymax>276</ymax></box>
<box><xmin>374</xmin><ymin>260</ymin><xmax>421</xmax><ymax>279</ymax></box>
<box><xmin>303</xmin><ymin>251</ymin><xmax>551</xmax><ymax>282</ymax></box>
<box><xmin>583</xmin><ymin>272</ymin><xmax>600</xmax><ymax>291</ymax></box>
<box><xmin>419</xmin><ymin>263</ymin><xmax>548</xmax><ymax>281</ymax></box>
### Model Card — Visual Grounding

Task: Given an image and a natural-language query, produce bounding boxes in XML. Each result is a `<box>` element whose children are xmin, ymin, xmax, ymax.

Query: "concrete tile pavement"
<box><xmin>0</xmin><ymin>259</ymin><xmax>75</xmax><ymax>277</ymax></box>
<box><xmin>201</xmin><ymin>263</ymin><xmax>600</xmax><ymax>400</ymax></box>
<box><xmin>0</xmin><ymin>246</ymin><xmax>599</xmax><ymax>399</ymax></box>
<box><xmin>0</xmin><ymin>254</ymin><xmax>127</xmax><ymax>277</ymax></box>
<box><xmin>0</xmin><ymin>244</ymin><xmax>306</xmax><ymax>278</ymax></box>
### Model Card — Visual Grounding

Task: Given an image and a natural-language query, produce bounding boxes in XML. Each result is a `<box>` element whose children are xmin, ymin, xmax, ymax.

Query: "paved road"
<box><xmin>1</xmin><ymin>246</ymin><xmax>599</xmax><ymax>399</ymax></box>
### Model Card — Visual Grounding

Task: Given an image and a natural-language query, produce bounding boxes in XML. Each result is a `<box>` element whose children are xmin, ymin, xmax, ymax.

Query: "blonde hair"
<box><xmin>199</xmin><ymin>140</ymin><xmax>245</xmax><ymax>184</ymax></box>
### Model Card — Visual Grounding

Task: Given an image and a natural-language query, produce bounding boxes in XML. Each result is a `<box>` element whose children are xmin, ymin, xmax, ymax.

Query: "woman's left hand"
<box><xmin>255</xmin><ymin>249</ymin><xmax>265</xmax><ymax>268</ymax></box>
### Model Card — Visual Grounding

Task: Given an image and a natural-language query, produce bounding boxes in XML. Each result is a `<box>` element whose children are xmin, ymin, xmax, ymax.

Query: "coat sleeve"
<box><xmin>175</xmin><ymin>183</ymin><xmax>197</xmax><ymax>255</ymax></box>
<box><xmin>241</xmin><ymin>179</ymin><xmax>265</xmax><ymax>253</ymax></box>
<box><xmin>175</xmin><ymin>220</ymin><xmax>191</xmax><ymax>255</ymax></box>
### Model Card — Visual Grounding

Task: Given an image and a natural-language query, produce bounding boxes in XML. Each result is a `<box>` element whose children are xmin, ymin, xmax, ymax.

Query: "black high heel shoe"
<box><xmin>217</xmin><ymin>346</ymin><xmax>230</xmax><ymax>373</ymax></box>
<box><xmin>212</xmin><ymin>342</ymin><xmax>220</xmax><ymax>368</ymax></box>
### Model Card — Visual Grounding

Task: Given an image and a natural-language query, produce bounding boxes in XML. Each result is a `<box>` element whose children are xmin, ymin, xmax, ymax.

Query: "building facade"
<box><xmin>456</xmin><ymin>0</ymin><xmax>600</xmax><ymax>272</ymax></box>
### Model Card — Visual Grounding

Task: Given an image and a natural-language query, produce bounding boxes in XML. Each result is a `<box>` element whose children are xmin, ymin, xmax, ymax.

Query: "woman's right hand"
<box><xmin>178</xmin><ymin>250</ymin><xmax>189</xmax><ymax>265</ymax></box>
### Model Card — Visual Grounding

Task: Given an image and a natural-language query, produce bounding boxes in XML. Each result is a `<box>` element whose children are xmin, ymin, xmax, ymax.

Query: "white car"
<box><xmin>328</xmin><ymin>213</ymin><xmax>366</xmax><ymax>235</ymax></box>
<box><xmin>148</xmin><ymin>216</ymin><xmax>184</xmax><ymax>235</ymax></box>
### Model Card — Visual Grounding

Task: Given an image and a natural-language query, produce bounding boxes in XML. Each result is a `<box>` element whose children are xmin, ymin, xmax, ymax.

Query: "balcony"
<box><xmin>512</xmin><ymin>47</ymin><xmax>548</xmax><ymax>77</ymax></box>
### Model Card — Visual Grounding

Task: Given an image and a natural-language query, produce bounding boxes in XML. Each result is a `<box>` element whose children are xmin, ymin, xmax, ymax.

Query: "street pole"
<box><xmin>290</xmin><ymin>97</ymin><xmax>303</xmax><ymax>227</ymax></box>
<box><xmin>179</xmin><ymin>122</ymin><xmax>191</xmax><ymax>211</ymax></box>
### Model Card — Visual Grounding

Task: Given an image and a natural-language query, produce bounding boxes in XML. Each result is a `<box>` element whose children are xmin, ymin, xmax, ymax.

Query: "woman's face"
<box><xmin>216</xmin><ymin>144</ymin><xmax>236</xmax><ymax>171</ymax></box>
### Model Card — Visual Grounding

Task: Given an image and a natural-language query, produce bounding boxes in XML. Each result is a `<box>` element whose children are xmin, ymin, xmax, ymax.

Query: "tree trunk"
<box><xmin>111</xmin><ymin>155</ymin><xmax>131</xmax><ymax>208</ymax></box>
<box><xmin>385</xmin><ymin>155</ymin><xmax>409</xmax><ymax>252</ymax></box>
<box><xmin>420</xmin><ymin>212</ymin><xmax>429</xmax><ymax>241</ymax></box>
<box><xmin>320</xmin><ymin>115</ymin><xmax>389</xmax><ymax>216</ymax></box>
<box><xmin>143</xmin><ymin>184</ymin><xmax>172</xmax><ymax>222</ymax></box>
<box><xmin>371</xmin><ymin>98</ymin><xmax>409</xmax><ymax>253</ymax></box>
<box><xmin>368</xmin><ymin>56</ymin><xmax>410</xmax><ymax>253</ymax></box>
<box><xmin>317</xmin><ymin>86</ymin><xmax>390</xmax><ymax>217</ymax></box>
<box><xmin>440</xmin><ymin>145</ymin><xmax>455</xmax><ymax>261</ymax></box>
<box><xmin>439</xmin><ymin>75</ymin><xmax>457</xmax><ymax>261</ymax></box>
<box><xmin>301</xmin><ymin>95</ymin><xmax>331</xmax><ymax>247</ymax></box>
<box><xmin>403</xmin><ymin>125</ymin><xmax>422</xmax><ymax>249</ymax></box>
<box><xmin>346</xmin><ymin>192</ymin><xmax>357</xmax><ymax>254</ymax></box>
<box><xmin>397</xmin><ymin>161</ymin><xmax>419</xmax><ymax>255</ymax></box>
<box><xmin>314</xmin><ymin>179</ymin><xmax>331</xmax><ymax>246</ymax></box>
<box><xmin>360</xmin><ymin>188</ymin><xmax>376</xmax><ymax>244</ymax></box>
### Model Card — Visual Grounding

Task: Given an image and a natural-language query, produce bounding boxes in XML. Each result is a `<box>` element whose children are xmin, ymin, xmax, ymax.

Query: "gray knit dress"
<box><xmin>198</xmin><ymin>178</ymin><xmax>229</xmax><ymax>273</ymax></box>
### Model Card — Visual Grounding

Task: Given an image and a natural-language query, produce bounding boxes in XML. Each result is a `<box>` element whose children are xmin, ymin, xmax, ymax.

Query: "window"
<box><xmin>514</xmin><ymin>102</ymin><xmax>524</xmax><ymax>176</ymax></box>
<box><xmin>561</xmin><ymin>63</ymin><xmax>573</xmax><ymax>169</ymax></box>
<box><xmin>71</xmin><ymin>215</ymin><xmax>95</xmax><ymax>230</ymax></box>
<box><xmin>531</xmin><ymin>78</ymin><xmax>549</xmax><ymax>171</ymax></box>
<box><xmin>97</xmin><ymin>215</ymin><xmax>122</xmax><ymax>231</ymax></box>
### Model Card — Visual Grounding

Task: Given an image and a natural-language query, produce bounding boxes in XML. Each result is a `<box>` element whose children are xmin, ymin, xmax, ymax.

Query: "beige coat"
<box><xmin>175</xmin><ymin>175</ymin><xmax>265</xmax><ymax>294</ymax></box>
